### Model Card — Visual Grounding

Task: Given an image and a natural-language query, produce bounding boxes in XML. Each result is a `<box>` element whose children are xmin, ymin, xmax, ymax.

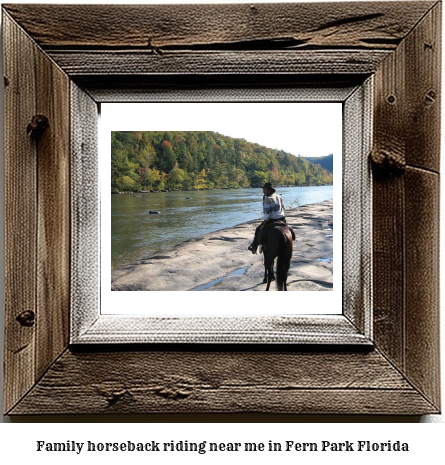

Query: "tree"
<box><xmin>250</xmin><ymin>171</ymin><xmax>267</xmax><ymax>187</ymax></box>
<box><xmin>136</xmin><ymin>143</ymin><xmax>156</xmax><ymax>168</ymax></box>
<box><xmin>306</xmin><ymin>173</ymin><xmax>317</xmax><ymax>185</ymax></box>
<box><xmin>267</xmin><ymin>167</ymin><xmax>279</xmax><ymax>184</ymax></box>
<box><xmin>217</xmin><ymin>174</ymin><xmax>229</xmax><ymax>188</ymax></box>
<box><xmin>167</xmin><ymin>168</ymin><xmax>185</xmax><ymax>190</ymax></box>
<box><xmin>182</xmin><ymin>172</ymin><xmax>195</xmax><ymax>190</ymax></box>
<box><xmin>159</xmin><ymin>140</ymin><xmax>176</xmax><ymax>173</ymax></box>
<box><xmin>231</xmin><ymin>168</ymin><xmax>249</xmax><ymax>187</ymax></box>
<box><xmin>116</xmin><ymin>175</ymin><xmax>136</xmax><ymax>192</ymax></box>
<box><xmin>194</xmin><ymin>169</ymin><xmax>207</xmax><ymax>189</ymax></box>
<box><xmin>145</xmin><ymin>168</ymin><xmax>161</xmax><ymax>189</ymax></box>
<box><xmin>294</xmin><ymin>171</ymin><xmax>306</xmax><ymax>186</ymax></box>
<box><xmin>163</xmin><ymin>131</ymin><xmax>173</xmax><ymax>143</ymax></box>
<box><xmin>287</xmin><ymin>174</ymin><xmax>296</xmax><ymax>186</ymax></box>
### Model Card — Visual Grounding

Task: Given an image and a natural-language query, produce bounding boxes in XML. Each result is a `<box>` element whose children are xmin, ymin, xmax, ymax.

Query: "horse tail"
<box><xmin>276</xmin><ymin>228</ymin><xmax>293</xmax><ymax>291</ymax></box>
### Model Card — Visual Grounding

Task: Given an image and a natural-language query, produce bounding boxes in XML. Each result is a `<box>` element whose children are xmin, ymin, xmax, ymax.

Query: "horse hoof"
<box><xmin>263</xmin><ymin>276</ymin><xmax>275</xmax><ymax>284</ymax></box>
<box><xmin>248</xmin><ymin>245</ymin><xmax>258</xmax><ymax>254</ymax></box>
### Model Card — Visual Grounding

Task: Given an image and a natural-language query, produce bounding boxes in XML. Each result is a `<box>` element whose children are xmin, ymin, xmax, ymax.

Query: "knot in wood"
<box><xmin>425</xmin><ymin>90</ymin><xmax>436</xmax><ymax>105</ymax></box>
<box><xmin>105</xmin><ymin>390</ymin><xmax>128</xmax><ymax>405</ymax></box>
<box><xmin>154</xmin><ymin>386</ymin><xmax>191</xmax><ymax>400</ymax></box>
<box><xmin>386</xmin><ymin>95</ymin><xmax>396</xmax><ymax>104</ymax></box>
<box><xmin>370</xmin><ymin>149</ymin><xmax>405</xmax><ymax>177</ymax></box>
<box><xmin>96</xmin><ymin>385</ymin><xmax>130</xmax><ymax>405</ymax></box>
<box><xmin>27</xmin><ymin>115</ymin><xmax>49</xmax><ymax>140</ymax></box>
<box><xmin>147</xmin><ymin>38</ymin><xmax>163</xmax><ymax>56</ymax></box>
<box><xmin>16</xmin><ymin>310</ymin><xmax>35</xmax><ymax>327</ymax></box>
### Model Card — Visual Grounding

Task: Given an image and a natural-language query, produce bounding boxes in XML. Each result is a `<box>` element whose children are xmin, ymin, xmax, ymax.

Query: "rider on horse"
<box><xmin>248</xmin><ymin>182</ymin><xmax>289</xmax><ymax>254</ymax></box>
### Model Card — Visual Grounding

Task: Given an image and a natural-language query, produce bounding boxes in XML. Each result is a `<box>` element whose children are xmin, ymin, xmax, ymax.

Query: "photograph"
<box><xmin>108</xmin><ymin>104</ymin><xmax>340</xmax><ymax>294</ymax></box>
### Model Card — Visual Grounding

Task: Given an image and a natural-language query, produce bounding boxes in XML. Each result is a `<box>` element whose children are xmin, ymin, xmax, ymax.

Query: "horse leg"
<box><xmin>281</xmin><ymin>261</ymin><xmax>287</xmax><ymax>291</ymax></box>
<box><xmin>263</xmin><ymin>263</ymin><xmax>275</xmax><ymax>283</ymax></box>
<box><xmin>265</xmin><ymin>269</ymin><xmax>271</xmax><ymax>291</ymax></box>
<box><xmin>263</xmin><ymin>256</ymin><xmax>268</xmax><ymax>284</ymax></box>
<box><xmin>275</xmin><ymin>226</ymin><xmax>292</xmax><ymax>291</ymax></box>
<box><xmin>265</xmin><ymin>262</ymin><xmax>274</xmax><ymax>291</ymax></box>
<box><xmin>262</xmin><ymin>244</ymin><xmax>268</xmax><ymax>283</ymax></box>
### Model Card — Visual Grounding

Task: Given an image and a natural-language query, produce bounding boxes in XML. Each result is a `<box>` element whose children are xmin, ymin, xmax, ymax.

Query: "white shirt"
<box><xmin>263</xmin><ymin>193</ymin><xmax>285</xmax><ymax>220</ymax></box>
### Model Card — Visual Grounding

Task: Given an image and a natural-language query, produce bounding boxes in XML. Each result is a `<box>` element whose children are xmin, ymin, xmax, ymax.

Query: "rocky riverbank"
<box><xmin>111</xmin><ymin>200</ymin><xmax>334</xmax><ymax>292</ymax></box>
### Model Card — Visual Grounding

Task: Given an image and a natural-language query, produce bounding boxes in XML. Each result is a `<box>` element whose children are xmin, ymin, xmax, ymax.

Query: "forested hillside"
<box><xmin>305</xmin><ymin>154</ymin><xmax>333</xmax><ymax>173</ymax></box>
<box><xmin>111</xmin><ymin>131</ymin><xmax>333</xmax><ymax>192</ymax></box>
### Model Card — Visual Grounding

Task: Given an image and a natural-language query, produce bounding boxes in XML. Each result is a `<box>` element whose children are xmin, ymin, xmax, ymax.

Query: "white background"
<box><xmin>0</xmin><ymin>0</ymin><xmax>444</xmax><ymax>459</ymax></box>
<box><xmin>102</xmin><ymin>102</ymin><xmax>342</xmax><ymax>315</ymax></box>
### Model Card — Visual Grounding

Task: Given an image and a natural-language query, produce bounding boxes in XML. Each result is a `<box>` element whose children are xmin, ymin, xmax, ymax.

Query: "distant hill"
<box><xmin>305</xmin><ymin>154</ymin><xmax>333</xmax><ymax>173</ymax></box>
<box><xmin>111</xmin><ymin>131</ymin><xmax>333</xmax><ymax>192</ymax></box>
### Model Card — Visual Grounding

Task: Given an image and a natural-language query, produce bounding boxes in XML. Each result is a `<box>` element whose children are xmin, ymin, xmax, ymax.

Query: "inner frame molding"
<box><xmin>2</xmin><ymin>2</ymin><xmax>440</xmax><ymax>415</ymax></box>
<box><xmin>71</xmin><ymin>83</ymin><xmax>372</xmax><ymax>345</ymax></box>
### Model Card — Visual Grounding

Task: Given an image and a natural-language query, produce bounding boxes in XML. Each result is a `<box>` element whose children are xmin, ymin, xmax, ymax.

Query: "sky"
<box><xmin>103</xmin><ymin>102</ymin><xmax>342</xmax><ymax>160</ymax></box>
<box><xmin>210</xmin><ymin>103</ymin><xmax>342</xmax><ymax>159</ymax></box>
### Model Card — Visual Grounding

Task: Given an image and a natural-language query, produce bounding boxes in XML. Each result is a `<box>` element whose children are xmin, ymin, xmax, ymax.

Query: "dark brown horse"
<box><xmin>262</xmin><ymin>226</ymin><xmax>293</xmax><ymax>291</ymax></box>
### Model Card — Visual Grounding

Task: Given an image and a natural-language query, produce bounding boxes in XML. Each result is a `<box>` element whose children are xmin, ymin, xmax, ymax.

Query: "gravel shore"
<box><xmin>111</xmin><ymin>200</ymin><xmax>334</xmax><ymax>292</ymax></box>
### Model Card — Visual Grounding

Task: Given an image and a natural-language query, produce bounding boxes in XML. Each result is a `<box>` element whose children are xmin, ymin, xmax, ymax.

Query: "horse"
<box><xmin>261</xmin><ymin>225</ymin><xmax>293</xmax><ymax>291</ymax></box>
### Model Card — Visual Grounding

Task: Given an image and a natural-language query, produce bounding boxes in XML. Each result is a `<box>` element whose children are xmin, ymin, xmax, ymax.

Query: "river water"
<box><xmin>112</xmin><ymin>185</ymin><xmax>333</xmax><ymax>269</ymax></box>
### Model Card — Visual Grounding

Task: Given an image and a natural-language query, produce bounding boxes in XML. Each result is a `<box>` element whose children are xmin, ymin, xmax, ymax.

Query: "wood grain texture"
<box><xmin>2</xmin><ymin>2</ymin><xmax>435</xmax><ymax>50</ymax></box>
<box><xmin>3</xmin><ymin>12</ymin><xmax>37</xmax><ymax>414</ymax></box>
<box><xmin>372</xmin><ymin>16</ymin><xmax>410</xmax><ymax>371</ymax></box>
<box><xmin>372</xmin><ymin>53</ymin><xmax>405</xmax><ymax>374</ymax></box>
<box><xmin>372</xmin><ymin>3</ymin><xmax>441</xmax><ymax>411</ymax></box>
<box><xmin>372</xmin><ymin>175</ymin><xmax>405</xmax><ymax>367</ymax></box>
<box><xmin>342</xmin><ymin>81</ymin><xmax>373</xmax><ymax>336</ymax></box>
<box><xmin>70</xmin><ymin>83</ymin><xmax>99</xmax><ymax>340</ymax></box>
<box><xmin>3</xmin><ymin>11</ymin><xmax>71</xmax><ymax>413</ymax></box>
<box><xmin>371</xmin><ymin>1</ymin><xmax>441</xmax><ymax>173</ymax></box>
<box><xmin>404</xmin><ymin>2</ymin><xmax>441</xmax><ymax>172</ymax></box>
<box><xmin>47</xmin><ymin>50</ymin><xmax>391</xmax><ymax>76</ymax></box>
<box><xmin>75</xmin><ymin>316</ymin><xmax>370</xmax><ymax>345</ymax></box>
<box><xmin>35</xmin><ymin>43</ymin><xmax>71</xmax><ymax>380</ymax></box>
<box><xmin>8</xmin><ymin>349</ymin><xmax>437</xmax><ymax>415</ymax></box>
<box><xmin>401</xmin><ymin>2</ymin><xmax>441</xmax><ymax>410</ymax></box>
<box><xmin>404</xmin><ymin>168</ymin><xmax>440</xmax><ymax>409</ymax></box>
<box><xmin>78</xmin><ymin>75</ymin><xmax>366</xmax><ymax>103</ymax></box>
<box><xmin>3</xmin><ymin>2</ymin><xmax>433</xmax><ymax>81</ymax></box>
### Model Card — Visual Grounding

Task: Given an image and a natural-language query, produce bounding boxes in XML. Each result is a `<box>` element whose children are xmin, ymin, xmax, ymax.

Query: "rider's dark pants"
<box><xmin>254</xmin><ymin>217</ymin><xmax>286</xmax><ymax>243</ymax></box>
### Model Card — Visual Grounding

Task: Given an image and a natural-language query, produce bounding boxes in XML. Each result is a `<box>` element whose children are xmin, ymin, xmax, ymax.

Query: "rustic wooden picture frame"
<box><xmin>3</xmin><ymin>2</ymin><xmax>441</xmax><ymax>415</ymax></box>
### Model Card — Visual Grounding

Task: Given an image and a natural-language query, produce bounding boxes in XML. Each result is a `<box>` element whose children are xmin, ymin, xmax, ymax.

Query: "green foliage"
<box><xmin>116</xmin><ymin>175</ymin><xmax>137</xmax><ymax>192</ymax></box>
<box><xmin>111</xmin><ymin>131</ymin><xmax>333</xmax><ymax>192</ymax></box>
<box><xmin>250</xmin><ymin>170</ymin><xmax>267</xmax><ymax>187</ymax></box>
<box><xmin>194</xmin><ymin>169</ymin><xmax>208</xmax><ymax>190</ymax></box>
<box><xmin>167</xmin><ymin>167</ymin><xmax>185</xmax><ymax>190</ymax></box>
<box><xmin>305</xmin><ymin>154</ymin><xmax>334</xmax><ymax>173</ymax></box>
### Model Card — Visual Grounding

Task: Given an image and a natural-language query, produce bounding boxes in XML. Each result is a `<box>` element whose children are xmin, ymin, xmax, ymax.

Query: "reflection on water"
<box><xmin>111</xmin><ymin>185</ymin><xmax>333</xmax><ymax>269</ymax></box>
